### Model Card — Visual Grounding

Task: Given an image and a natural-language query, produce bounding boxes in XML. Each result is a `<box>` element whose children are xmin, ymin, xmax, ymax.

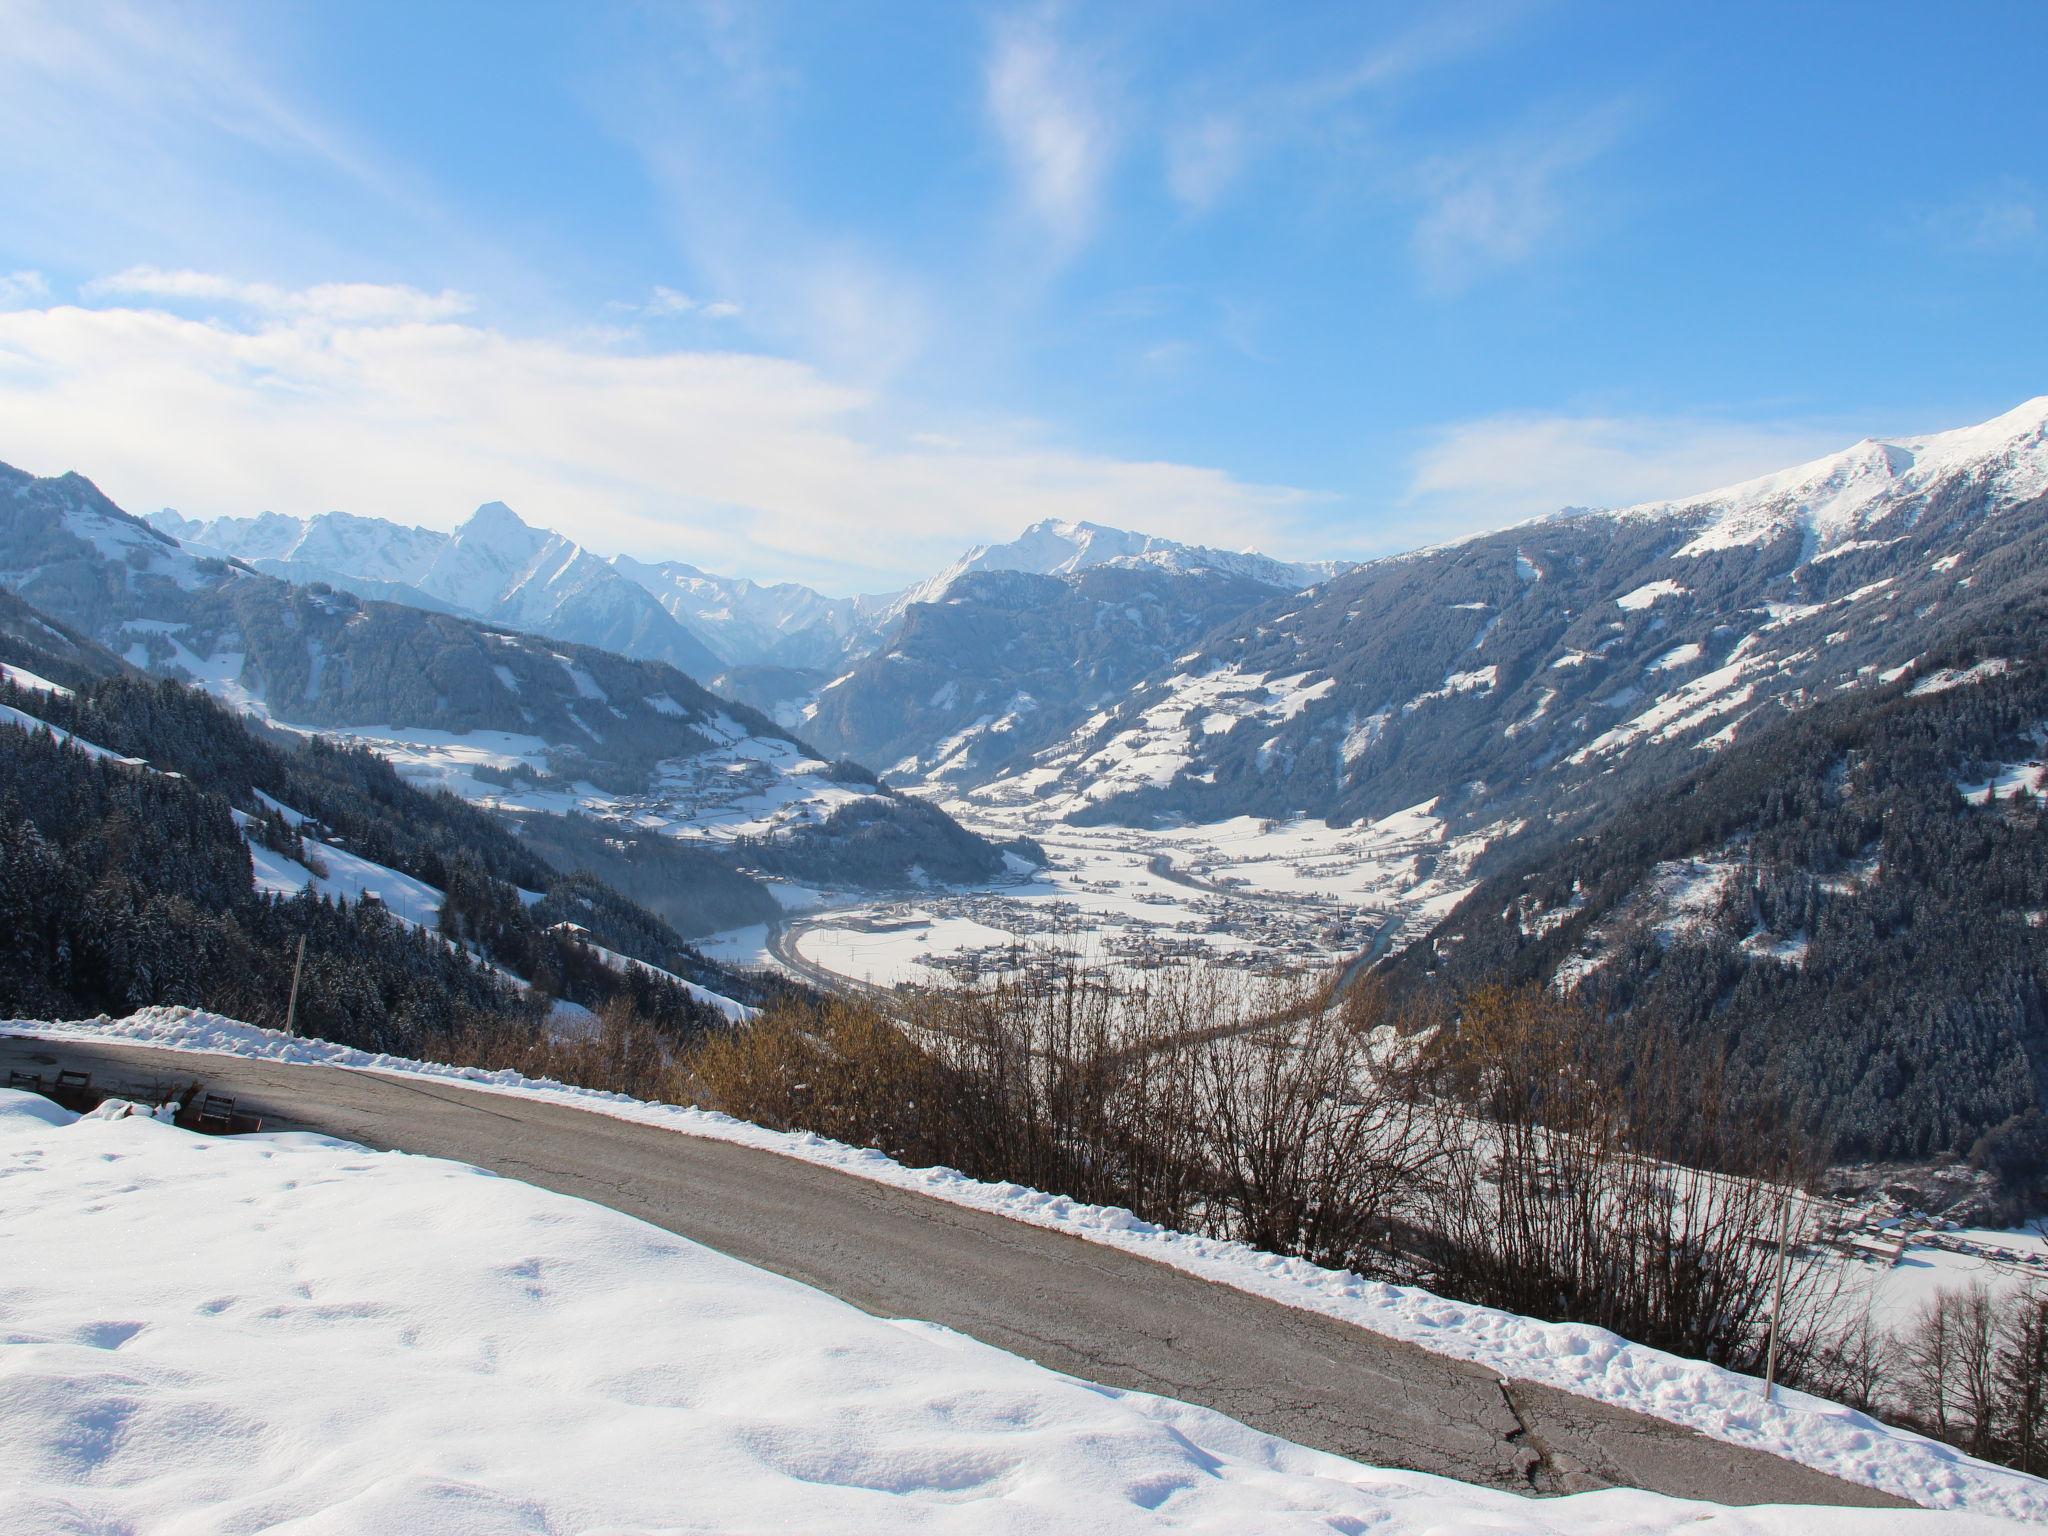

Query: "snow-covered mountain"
<box><xmin>978</xmin><ymin>396</ymin><xmax>2048</xmax><ymax>829</ymax></box>
<box><xmin>802</xmin><ymin>563</ymin><xmax>1303</xmax><ymax>787</ymax></box>
<box><xmin>610</xmin><ymin>554</ymin><xmax>890</xmax><ymax>669</ymax></box>
<box><xmin>156</xmin><ymin>502</ymin><xmax>724</xmax><ymax>678</ymax></box>
<box><xmin>1604</xmin><ymin>395</ymin><xmax>2048</xmax><ymax>557</ymax></box>
<box><xmin>886</xmin><ymin>517</ymin><xmax>1347</xmax><ymax>621</ymax></box>
<box><xmin>9</xmin><ymin>463</ymin><xmax>1022</xmax><ymax>901</ymax></box>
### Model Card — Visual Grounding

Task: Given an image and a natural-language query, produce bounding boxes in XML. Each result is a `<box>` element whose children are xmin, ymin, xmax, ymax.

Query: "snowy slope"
<box><xmin>15</xmin><ymin>1088</ymin><xmax>2011</xmax><ymax>1535</ymax></box>
<box><xmin>156</xmin><ymin>500</ymin><xmax>724</xmax><ymax>678</ymax></box>
<box><xmin>1609</xmin><ymin>396</ymin><xmax>2048</xmax><ymax>559</ymax></box>
<box><xmin>613</xmin><ymin>552</ymin><xmax>888</xmax><ymax>668</ymax></box>
<box><xmin>959</xmin><ymin>399</ymin><xmax>2048</xmax><ymax>937</ymax></box>
<box><xmin>13</xmin><ymin>1007</ymin><xmax>2048</xmax><ymax>1521</ymax></box>
<box><xmin>3</xmin><ymin>1081</ymin><xmax>2031</xmax><ymax>1532</ymax></box>
<box><xmin>886</xmin><ymin>516</ymin><xmax>1346</xmax><ymax>623</ymax></box>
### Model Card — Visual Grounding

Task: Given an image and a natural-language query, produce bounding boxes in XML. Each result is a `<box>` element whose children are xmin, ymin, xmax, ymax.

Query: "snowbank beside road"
<box><xmin>10</xmin><ymin>1007</ymin><xmax>2048</xmax><ymax>1522</ymax></box>
<box><xmin>0</xmin><ymin>1086</ymin><xmax>2018</xmax><ymax>1535</ymax></box>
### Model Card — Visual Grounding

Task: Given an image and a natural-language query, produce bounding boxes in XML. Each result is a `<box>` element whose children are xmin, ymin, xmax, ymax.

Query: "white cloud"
<box><xmin>0</xmin><ymin>270</ymin><xmax>49</xmax><ymax>307</ymax></box>
<box><xmin>624</xmin><ymin>286</ymin><xmax>742</xmax><ymax>321</ymax></box>
<box><xmin>985</xmin><ymin>7</ymin><xmax>1116</xmax><ymax>254</ymax></box>
<box><xmin>83</xmin><ymin>267</ymin><xmax>473</xmax><ymax>323</ymax></box>
<box><xmin>1916</xmin><ymin>180</ymin><xmax>2043</xmax><ymax>254</ymax></box>
<box><xmin>1410</xmin><ymin>105</ymin><xmax>1628</xmax><ymax>290</ymax></box>
<box><xmin>1163</xmin><ymin>115</ymin><xmax>1246</xmax><ymax>214</ymax></box>
<box><xmin>1398</xmin><ymin>410</ymin><xmax>1854</xmax><ymax>542</ymax></box>
<box><xmin>0</xmin><ymin>281</ymin><xmax>1310</xmax><ymax>591</ymax></box>
<box><xmin>1158</xmin><ymin>2</ymin><xmax>1527</xmax><ymax>216</ymax></box>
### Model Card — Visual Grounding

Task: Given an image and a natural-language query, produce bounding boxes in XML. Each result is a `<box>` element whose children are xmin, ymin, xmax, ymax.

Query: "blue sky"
<box><xmin>0</xmin><ymin>0</ymin><xmax>2042</xmax><ymax>591</ymax></box>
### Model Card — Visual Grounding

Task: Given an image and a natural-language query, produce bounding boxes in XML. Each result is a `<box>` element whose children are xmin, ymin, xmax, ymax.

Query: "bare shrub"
<box><xmin>1425</xmin><ymin>985</ymin><xmax>1832</xmax><ymax>1372</ymax></box>
<box><xmin>686</xmin><ymin>997</ymin><xmax>948</xmax><ymax>1164</ymax></box>
<box><xmin>444</xmin><ymin>996</ymin><xmax>688</xmax><ymax>1101</ymax></box>
<box><xmin>1998</xmin><ymin>1289</ymin><xmax>2048</xmax><ymax>1473</ymax></box>
<box><xmin>1201</xmin><ymin>979</ymin><xmax>1446</xmax><ymax>1274</ymax></box>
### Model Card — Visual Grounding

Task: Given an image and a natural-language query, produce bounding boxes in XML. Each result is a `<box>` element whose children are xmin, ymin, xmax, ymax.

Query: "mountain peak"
<box><xmin>1604</xmin><ymin>394</ymin><xmax>2048</xmax><ymax>557</ymax></box>
<box><xmin>459</xmin><ymin>500</ymin><xmax>535</xmax><ymax>540</ymax></box>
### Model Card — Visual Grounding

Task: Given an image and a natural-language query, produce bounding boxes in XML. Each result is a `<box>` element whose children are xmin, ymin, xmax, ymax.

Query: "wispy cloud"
<box><xmin>0</xmin><ymin>0</ymin><xmax>416</xmax><ymax>269</ymax></box>
<box><xmin>1913</xmin><ymin>178</ymin><xmax>2044</xmax><ymax>254</ymax></box>
<box><xmin>621</xmin><ymin>286</ymin><xmax>742</xmax><ymax>321</ymax></box>
<box><xmin>1409</xmin><ymin>102</ymin><xmax>1629</xmax><ymax>291</ymax></box>
<box><xmin>0</xmin><ymin>278</ymin><xmax>1312</xmax><ymax>590</ymax></box>
<box><xmin>584</xmin><ymin>9</ymin><xmax>935</xmax><ymax>384</ymax></box>
<box><xmin>84</xmin><ymin>267</ymin><xmax>474</xmax><ymax>324</ymax></box>
<box><xmin>1396</xmin><ymin>408</ymin><xmax>1853</xmax><ymax>542</ymax></box>
<box><xmin>0</xmin><ymin>270</ymin><xmax>48</xmax><ymax>307</ymax></box>
<box><xmin>1163</xmin><ymin>114</ymin><xmax>1246</xmax><ymax>214</ymax></box>
<box><xmin>984</xmin><ymin>6</ymin><xmax>1117</xmax><ymax>257</ymax></box>
<box><xmin>1159</xmin><ymin>0</ymin><xmax>1528</xmax><ymax>215</ymax></box>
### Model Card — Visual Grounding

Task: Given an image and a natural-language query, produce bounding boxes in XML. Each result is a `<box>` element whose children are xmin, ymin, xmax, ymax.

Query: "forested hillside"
<box><xmin>1398</xmin><ymin>603</ymin><xmax>2048</xmax><ymax>1205</ymax></box>
<box><xmin>1</xmin><ymin>459</ymin><xmax>1018</xmax><ymax>897</ymax></box>
<box><xmin>803</xmin><ymin>564</ymin><xmax>1295</xmax><ymax>785</ymax></box>
<box><xmin>0</xmin><ymin>628</ymin><xmax>796</xmax><ymax>1056</ymax></box>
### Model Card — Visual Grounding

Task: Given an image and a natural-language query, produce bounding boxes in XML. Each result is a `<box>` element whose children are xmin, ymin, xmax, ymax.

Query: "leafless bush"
<box><xmin>1201</xmin><ymin>979</ymin><xmax>1447</xmax><ymax>1274</ymax></box>
<box><xmin>445</xmin><ymin>996</ymin><xmax>687</xmax><ymax>1101</ymax></box>
<box><xmin>1423</xmin><ymin>985</ymin><xmax>1833</xmax><ymax>1373</ymax></box>
<box><xmin>1886</xmin><ymin>1282</ymin><xmax>2048</xmax><ymax>1472</ymax></box>
<box><xmin>686</xmin><ymin>996</ymin><xmax>950</xmax><ymax>1164</ymax></box>
<box><xmin>1904</xmin><ymin>1284</ymin><xmax>2005</xmax><ymax>1457</ymax></box>
<box><xmin>1805</xmin><ymin>1287</ymin><xmax>1894</xmax><ymax>1414</ymax></box>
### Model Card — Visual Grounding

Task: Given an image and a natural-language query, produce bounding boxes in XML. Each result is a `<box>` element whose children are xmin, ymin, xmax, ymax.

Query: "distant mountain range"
<box><xmin>154</xmin><ymin>502</ymin><xmax>728</xmax><ymax>678</ymax></box>
<box><xmin>7</xmin><ymin>465</ymin><xmax>1028</xmax><ymax>930</ymax></box>
<box><xmin>958</xmin><ymin>397</ymin><xmax>2048</xmax><ymax>828</ymax></box>
<box><xmin>150</xmin><ymin>504</ymin><xmax>1346</xmax><ymax>677</ymax></box>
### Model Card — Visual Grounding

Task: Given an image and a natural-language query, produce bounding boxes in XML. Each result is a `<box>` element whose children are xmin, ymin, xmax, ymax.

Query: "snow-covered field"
<box><xmin>10</xmin><ymin>1008</ymin><xmax>2048</xmax><ymax>1522</ymax></box>
<box><xmin>1</xmin><ymin>1085</ymin><xmax>2025</xmax><ymax>1536</ymax></box>
<box><xmin>276</xmin><ymin>712</ymin><xmax>891</xmax><ymax>849</ymax></box>
<box><xmin>764</xmin><ymin>796</ymin><xmax>1503</xmax><ymax>992</ymax></box>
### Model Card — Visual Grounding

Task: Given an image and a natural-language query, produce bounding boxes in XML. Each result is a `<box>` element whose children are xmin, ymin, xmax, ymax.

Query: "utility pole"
<box><xmin>1763</xmin><ymin>1187</ymin><xmax>1795</xmax><ymax>1402</ymax></box>
<box><xmin>284</xmin><ymin>933</ymin><xmax>307</xmax><ymax>1038</ymax></box>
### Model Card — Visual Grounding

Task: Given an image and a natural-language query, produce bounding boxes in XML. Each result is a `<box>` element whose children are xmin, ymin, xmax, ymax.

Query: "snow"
<box><xmin>9</xmin><ymin>1010</ymin><xmax>2042</xmax><ymax>1524</ymax></box>
<box><xmin>1958</xmin><ymin>758</ymin><xmax>2048</xmax><ymax>807</ymax></box>
<box><xmin>557</xmin><ymin>656</ymin><xmax>608</xmax><ymax>701</ymax></box>
<box><xmin>696</xmin><ymin>922</ymin><xmax>775</xmax><ymax>969</ymax></box>
<box><xmin>233</xmin><ymin>810</ymin><xmax>445</xmax><ymax>930</ymax></box>
<box><xmin>8</xmin><ymin>1089</ymin><xmax>2003</xmax><ymax>1536</ymax></box>
<box><xmin>1617</xmin><ymin>579</ymin><xmax>1688</xmax><ymax>612</ymax></box>
<box><xmin>1911</xmin><ymin>659</ymin><xmax>2014</xmax><ymax>696</ymax></box>
<box><xmin>568</xmin><ymin>933</ymin><xmax>756</xmax><ymax>1022</ymax></box>
<box><xmin>1402</xmin><ymin>666</ymin><xmax>1498</xmax><ymax>714</ymax></box>
<box><xmin>1569</xmin><ymin>659</ymin><xmax>1760</xmax><ymax>764</ymax></box>
<box><xmin>251</xmin><ymin>787</ymin><xmax>308</xmax><ymax>826</ymax></box>
<box><xmin>1614</xmin><ymin>398</ymin><xmax>2048</xmax><ymax>561</ymax></box>
<box><xmin>796</xmin><ymin>912</ymin><xmax>1022</xmax><ymax>988</ymax></box>
<box><xmin>0</xmin><ymin>662</ymin><xmax>72</xmax><ymax>697</ymax></box>
<box><xmin>1648</xmin><ymin>642</ymin><xmax>1704</xmax><ymax>672</ymax></box>
<box><xmin>0</xmin><ymin>701</ymin><xmax>145</xmax><ymax>766</ymax></box>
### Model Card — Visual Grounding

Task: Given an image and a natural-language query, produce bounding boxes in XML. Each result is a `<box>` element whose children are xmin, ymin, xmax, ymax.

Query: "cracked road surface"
<box><xmin>2</xmin><ymin>1033</ymin><xmax>1904</xmax><ymax>1510</ymax></box>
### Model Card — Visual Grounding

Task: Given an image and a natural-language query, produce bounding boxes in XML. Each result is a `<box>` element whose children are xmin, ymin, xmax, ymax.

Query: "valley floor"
<box><xmin>709</xmin><ymin>795</ymin><xmax>1497</xmax><ymax>993</ymax></box>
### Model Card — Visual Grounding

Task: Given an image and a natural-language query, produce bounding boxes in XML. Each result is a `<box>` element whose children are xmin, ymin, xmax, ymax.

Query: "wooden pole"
<box><xmin>1763</xmin><ymin>1188</ymin><xmax>1794</xmax><ymax>1401</ymax></box>
<box><xmin>284</xmin><ymin>933</ymin><xmax>306</xmax><ymax>1038</ymax></box>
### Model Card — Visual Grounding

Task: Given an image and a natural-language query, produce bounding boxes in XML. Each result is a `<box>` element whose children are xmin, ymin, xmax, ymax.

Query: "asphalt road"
<box><xmin>2</xmin><ymin>1032</ymin><xmax>1904</xmax><ymax>1510</ymax></box>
